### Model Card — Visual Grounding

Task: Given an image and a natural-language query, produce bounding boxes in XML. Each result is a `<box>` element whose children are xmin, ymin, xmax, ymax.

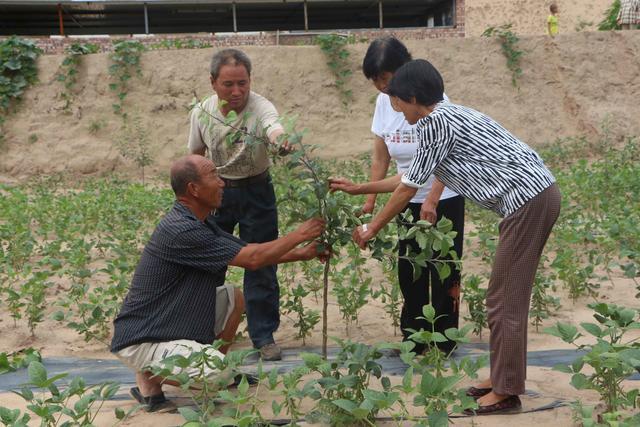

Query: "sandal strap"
<box><xmin>130</xmin><ymin>386</ymin><xmax>166</xmax><ymax>404</ymax></box>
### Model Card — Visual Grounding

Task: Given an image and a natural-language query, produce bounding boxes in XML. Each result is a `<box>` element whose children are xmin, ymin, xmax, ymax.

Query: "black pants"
<box><xmin>213</xmin><ymin>175</ymin><xmax>280</xmax><ymax>349</ymax></box>
<box><xmin>397</xmin><ymin>195</ymin><xmax>465</xmax><ymax>355</ymax></box>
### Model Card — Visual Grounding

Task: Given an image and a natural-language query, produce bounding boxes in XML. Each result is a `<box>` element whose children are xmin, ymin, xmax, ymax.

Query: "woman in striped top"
<box><xmin>352</xmin><ymin>59</ymin><xmax>561</xmax><ymax>415</ymax></box>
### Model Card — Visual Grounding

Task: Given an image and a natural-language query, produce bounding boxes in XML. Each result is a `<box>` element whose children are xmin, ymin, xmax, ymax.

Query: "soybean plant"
<box><xmin>464</xmin><ymin>204</ymin><xmax>498</xmax><ymax>268</ymax></box>
<box><xmin>4</xmin><ymin>270</ymin><xmax>25</xmax><ymax>327</ymax></box>
<box><xmin>396</xmin><ymin>212</ymin><xmax>460</xmax><ymax>285</ymax></box>
<box><xmin>376</xmin><ymin>255</ymin><xmax>402</xmax><ymax>336</ymax></box>
<box><xmin>403</xmin><ymin>304</ymin><xmax>486</xmax><ymax>426</ymax></box>
<box><xmin>301</xmin><ymin>339</ymin><xmax>401</xmax><ymax>426</ymax></box>
<box><xmin>551</xmin><ymin>245</ymin><xmax>599</xmax><ymax>302</ymax></box>
<box><xmin>529</xmin><ymin>261</ymin><xmax>560</xmax><ymax>332</ymax></box>
<box><xmin>279</xmin><ymin>262</ymin><xmax>321</xmax><ymax>344</ymax></box>
<box><xmin>0</xmin><ymin>348</ymin><xmax>41</xmax><ymax>375</ymax></box>
<box><xmin>331</xmin><ymin>243</ymin><xmax>372</xmax><ymax>331</ymax></box>
<box><xmin>546</xmin><ymin>303</ymin><xmax>640</xmax><ymax>414</ymax></box>
<box><xmin>21</xmin><ymin>269</ymin><xmax>53</xmax><ymax>336</ymax></box>
<box><xmin>0</xmin><ymin>361</ymin><xmax>131</xmax><ymax>426</ymax></box>
<box><xmin>281</xmin><ymin>283</ymin><xmax>320</xmax><ymax>345</ymax></box>
<box><xmin>268</xmin><ymin>365</ymin><xmax>315</xmax><ymax>426</ymax></box>
<box><xmin>461</xmin><ymin>274</ymin><xmax>487</xmax><ymax>339</ymax></box>
<box><xmin>572</xmin><ymin>400</ymin><xmax>640</xmax><ymax>427</ymax></box>
<box><xmin>151</xmin><ymin>342</ymin><xmax>264</xmax><ymax>425</ymax></box>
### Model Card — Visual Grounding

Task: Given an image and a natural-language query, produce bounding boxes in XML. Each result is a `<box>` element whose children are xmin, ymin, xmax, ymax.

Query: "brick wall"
<box><xmin>1</xmin><ymin>0</ymin><xmax>465</xmax><ymax>55</ymax></box>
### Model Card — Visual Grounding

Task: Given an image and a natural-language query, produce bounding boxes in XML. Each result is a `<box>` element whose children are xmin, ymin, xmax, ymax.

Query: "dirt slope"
<box><xmin>1</xmin><ymin>31</ymin><xmax>639</xmax><ymax>180</ymax></box>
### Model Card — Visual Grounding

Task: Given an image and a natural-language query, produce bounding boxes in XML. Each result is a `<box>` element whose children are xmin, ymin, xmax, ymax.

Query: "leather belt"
<box><xmin>222</xmin><ymin>170</ymin><xmax>270</xmax><ymax>188</ymax></box>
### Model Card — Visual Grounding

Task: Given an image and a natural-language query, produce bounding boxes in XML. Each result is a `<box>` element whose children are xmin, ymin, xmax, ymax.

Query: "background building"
<box><xmin>1</xmin><ymin>0</ymin><xmax>460</xmax><ymax>35</ymax></box>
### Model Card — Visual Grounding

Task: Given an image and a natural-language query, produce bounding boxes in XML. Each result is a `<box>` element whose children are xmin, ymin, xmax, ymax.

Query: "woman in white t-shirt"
<box><xmin>330</xmin><ymin>37</ymin><xmax>465</xmax><ymax>355</ymax></box>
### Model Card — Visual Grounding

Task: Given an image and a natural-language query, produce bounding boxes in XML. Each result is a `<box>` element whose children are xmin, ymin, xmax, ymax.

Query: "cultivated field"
<box><xmin>1</xmin><ymin>16</ymin><xmax>640</xmax><ymax>427</ymax></box>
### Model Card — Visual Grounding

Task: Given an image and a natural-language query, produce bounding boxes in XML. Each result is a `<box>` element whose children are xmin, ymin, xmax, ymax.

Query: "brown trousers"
<box><xmin>487</xmin><ymin>183</ymin><xmax>561</xmax><ymax>395</ymax></box>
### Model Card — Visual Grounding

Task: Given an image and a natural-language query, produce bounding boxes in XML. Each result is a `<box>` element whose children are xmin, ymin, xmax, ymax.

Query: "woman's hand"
<box><xmin>328</xmin><ymin>177</ymin><xmax>361</xmax><ymax>195</ymax></box>
<box><xmin>421</xmin><ymin>179</ymin><xmax>444</xmax><ymax>224</ymax></box>
<box><xmin>352</xmin><ymin>223</ymin><xmax>377</xmax><ymax>249</ymax></box>
<box><xmin>420</xmin><ymin>199</ymin><xmax>438</xmax><ymax>224</ymax></box>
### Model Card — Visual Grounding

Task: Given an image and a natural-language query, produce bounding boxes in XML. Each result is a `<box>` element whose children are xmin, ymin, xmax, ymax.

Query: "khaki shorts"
<box><xmin>115</xmin><ymin>284</ymin><xmax>236</xmax><ymax>380</ymax></box>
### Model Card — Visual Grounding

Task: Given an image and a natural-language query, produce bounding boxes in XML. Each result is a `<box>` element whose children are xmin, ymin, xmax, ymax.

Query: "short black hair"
<box><xmin>170</xmin><ymin>157</ymin><xmax>201</xmax><ymax>197</ymax></box>
<box><xmin>362</xmin><ymin>36</ymin><xmax>412</xmax><ymax>80</ymax></box>
<box><xmin>387</xmin><ymin>59</ymin><xmax>444</xmax><ymax>107</ymax></box>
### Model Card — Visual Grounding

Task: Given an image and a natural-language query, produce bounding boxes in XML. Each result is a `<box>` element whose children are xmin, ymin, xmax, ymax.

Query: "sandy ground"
<box><xmin>1</xmin><ymin>4</ymin><xmax>640</xmax><ymax>426</ymax></box>
<box><xmin>2</xmin><ymin>241</ymin><xmax>638</xmax><ymax>426</ymax></box>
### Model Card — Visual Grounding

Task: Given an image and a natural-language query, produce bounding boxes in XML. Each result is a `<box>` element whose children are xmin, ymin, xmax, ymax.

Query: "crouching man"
<box><xmin>110</xmin><ymin>154</ymin><xmax>327</xmax><ymax>411</ymax></box>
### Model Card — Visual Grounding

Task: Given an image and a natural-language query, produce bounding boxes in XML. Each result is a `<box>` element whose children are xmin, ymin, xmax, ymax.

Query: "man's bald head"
<box><xmin>171</xmin><ymin>155</ymin><xmax>207</xmax><ymax>197</ymax></box>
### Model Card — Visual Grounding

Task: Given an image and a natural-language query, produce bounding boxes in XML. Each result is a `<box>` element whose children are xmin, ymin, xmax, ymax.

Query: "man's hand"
<box><xmin>296</xmin><ymin>241</ymin><xmax>332</xmax><ymax>262</ymax></box>
<box><xmin>329</xmin><ymin>177</ymin><xmax>361</xmax><ymax>195</ymax></box>
<box><xmin>353</xmin><ymin>223</ymin><xmax>377</xmax><ymax>250</ymax></box>
<box><xmin>269</xmin><ymin>129</ymin><xmax>295</xmax><ymax>156</ymax></box>
<box><xmin>294</xmin><ymin>218</ymin><xmax>326</xmax><ymax>241</ymax></box>
<box><xmin>277</xmin><ymin>140</ymin><xmax>295</xmax><ymax>156</ymax></box>
<box><xmin>316</xmin><ymin>243</ymin><xmax>332</xmax><ymax>263</ymax></box>
<box><xmin>420</xmin><ymin>199</ymin><xmax>438</xmax><ymax>224</ymax></box>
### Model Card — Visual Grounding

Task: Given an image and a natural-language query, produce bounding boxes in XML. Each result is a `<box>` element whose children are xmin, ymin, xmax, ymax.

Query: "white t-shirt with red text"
<box><xmin>371</xmin><ymin>93</ymin><xmax>458</xmax><ymax>204</ymax></box>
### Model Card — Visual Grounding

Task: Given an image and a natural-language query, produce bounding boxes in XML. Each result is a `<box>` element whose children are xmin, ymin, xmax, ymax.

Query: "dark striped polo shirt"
<box><xmin>111</xmin><ymin>201</ymin><xmax>246</xmax><ymax>353</ymax></box>
<box><xmin>402</xmin><ymin>101</ymin><xmax>555</xmax><ymax>218</ymax></box>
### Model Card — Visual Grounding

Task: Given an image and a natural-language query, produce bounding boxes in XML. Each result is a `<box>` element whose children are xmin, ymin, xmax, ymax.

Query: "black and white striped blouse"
<box><xmin>401</xmin><ymin>101</ymin><xmax>555</xmax><ymax>218</ymax></box>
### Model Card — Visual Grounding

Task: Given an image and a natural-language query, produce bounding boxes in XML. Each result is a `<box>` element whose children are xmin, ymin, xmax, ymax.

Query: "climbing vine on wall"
<box><xmin>108</xmin><ymin>40</ymin><xmax>145</xmax><ymax>117</ymax></box>
<box><xmin>482</xmin><ymin>24</ymin><xmax>525</xmax><ymax>88</ymax></box>
<box><xmin>315</xmin><ymin>34</ymin><xmax>355</xmax><ymax>108</ymax></box>
<box><xmin>56</xmin><ymin>42</ymin><xmax>99</xmax><ymax>111</ymax></box>
<box><xmin>0</xmin><ymin>36</ymin><xmax>42</xmax><ymax>134</ymax></box>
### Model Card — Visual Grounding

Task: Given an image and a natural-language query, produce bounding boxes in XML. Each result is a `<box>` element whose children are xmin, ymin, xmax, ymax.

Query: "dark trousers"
<box><xmin>214</xmin><ymin>175</ymin><xmax>279</xmax><ymax>349</ymax></box>
<box><xmin>397</xmin><ymin>196</ymin><xmax>465</xmax><ymax>355</ymax></box>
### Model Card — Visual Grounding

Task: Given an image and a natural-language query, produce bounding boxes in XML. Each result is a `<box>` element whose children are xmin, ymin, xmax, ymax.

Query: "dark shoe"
<box><xmin>465</xmin><ymin>386</ymin><xmax>493</xmax><ymax>398</ymax></box>
<box><xmin>463</xmin><ymin>395</ymin><xmax>522</xmax><ymax>415</ymax></box>
<box><xmin>258</xmin><ymin>343</ymin><xmax>282</xmax><ymax>361</ymax></box>
<box><xmin>129</xmin><ymin>387</ymin><xmax>176</xmax><ymax>413</ymax></box>
<box><xmin>232</xmin><ymin>372</ymin><xmax>260</xmax><ymax>387</ymax></box>
<box><xmin>387</xmin><ymin>348</ymin><xmax>402</xmax><ymax>357</ymax></box>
